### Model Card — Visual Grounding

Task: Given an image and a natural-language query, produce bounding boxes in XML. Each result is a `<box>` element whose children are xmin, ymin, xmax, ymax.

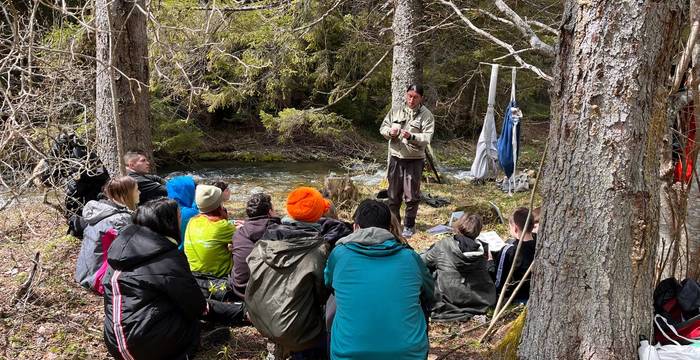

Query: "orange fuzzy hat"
<box><xmin>286</xmin><ymin>187</ymin><xmax>331</xmax><ymax>223</ymax></box>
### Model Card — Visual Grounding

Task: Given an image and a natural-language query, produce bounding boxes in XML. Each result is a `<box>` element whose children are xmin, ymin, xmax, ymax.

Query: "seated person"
<box><xmin>213</xmin><ymin>181</ymin><xmax>231</xmax><ymax>202</ymax></box>
<box><xmin>246</xmin><ymin>187</ymin><xmax>332</xmax><ymax>359</ymax></box>
<box><xmin>229</xmin><ymin>193</ymin><xmax>281</xmax><ymax>299</ymax></box>
<box><xmin>488</xmin><ymin>207</ymin><xmax>537</xmax><ymax>302</ymax></box>
<box><xmin>166</xmin><ymin>175</ymin><xmax>199</xmax><ymax>248</ymax></box>
<box><xmin>64</xmin><ymin>153</ymin><xmax>109</xmax><ymax>237</ymax></box>
<box><xmin>324</xmin><ymin>199</ymin><xmax>434</xmax><ymax>360</ymax></box>
<box><xmin>75</xmin><ymin>176</ymin><xmax>138</xmax><ymax>294</ymax></box>
<box><xmin>103</xmin><ymin>198</ymin><xmax>245</xmax><ymax>360</ymax></box>
<box><xmin>124</xmin><ymin>151</ymin><xmax>167</xmax><ymax>205</ymax></box>
<box><xmin>421</xmin><ymin>214</ymin><xmax>496</xmax><ymax>321</ymax></box>
<box><xmin>184</xmin><ymin>185</ymin><xmax>236</xmax><ymax>300</ymax></box>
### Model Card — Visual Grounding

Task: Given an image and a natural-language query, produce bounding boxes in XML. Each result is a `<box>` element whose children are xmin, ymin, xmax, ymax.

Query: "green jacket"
<box><xmin>379</xmin><ymin>105</ymin><xmax>435</xmax><ymax>159</ymax></box>
<box><xmin>184</xmin><ymin>215</ymin><xmax>235</xmax><ymax>278</ymax></box>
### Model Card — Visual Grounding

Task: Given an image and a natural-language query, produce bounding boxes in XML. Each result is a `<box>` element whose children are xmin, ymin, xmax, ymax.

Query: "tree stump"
<box><xmin>323</xmin><ymin>175</ymin><xmax>359</xmax><ymax>208</ymax></box>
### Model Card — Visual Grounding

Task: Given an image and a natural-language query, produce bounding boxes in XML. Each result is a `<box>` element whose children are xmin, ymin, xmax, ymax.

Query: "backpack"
<box><xmin>245</xmin><ymin>228</ymin><xmax>330</xmax><ymax>351</ymax></box>
<box><xmin>654</xmin><ymin>277</ymin><xmax>700</xmax><ymax>345</ymax></box>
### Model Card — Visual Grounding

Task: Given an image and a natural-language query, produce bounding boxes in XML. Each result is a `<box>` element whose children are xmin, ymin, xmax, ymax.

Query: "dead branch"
<box><xmin>13</xmin><ymin>252</ymin><xmax>41</xmax><ymax>306</ymax></box>
<box><xmin>438</xmin><ymin>0</ymin><xmax>553</xmax><ymax>82</ymax></box>
<box><xmin>494</xmin><ymin>0</ymin><xmax>555</xmax><ymax>57</ymax></box>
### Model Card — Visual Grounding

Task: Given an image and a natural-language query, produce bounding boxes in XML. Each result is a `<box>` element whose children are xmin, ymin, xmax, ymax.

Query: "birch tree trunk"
<box><xmin>520</xmin><ymin>1</ymin><xmax>684</xmax><ymax>359</ymax></box>
<box><xmin>391</xmin><ymin>0</ymin><xmax>422</xmax><ymax>109</ymax></box>
<box><xmin>95</xmin><ymin>0</ymin><xmax>152</xmax><ymax>176</ymax></box>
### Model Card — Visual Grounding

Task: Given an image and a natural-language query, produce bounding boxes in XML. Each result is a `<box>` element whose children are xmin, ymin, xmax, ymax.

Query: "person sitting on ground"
<box><xmin>184</xmin><ymin>185</ymin><xmax>236</xmax><ymax>300</ymax></box>
<box><xmin>246</xmin><ymin>186</ymin><xmax>333</xmax><ymax>359</ymax></box>
<box><xmin>229</xmin><ymin>192</ymin><xmax>281</xmax><ymax>299</ymax></box>
<box><xmin>488</xmin><ymin>207</ymin><xmax>537</xmax><ymax>302</ymax></box>
<box><xmin>166</xmin><ymin>175</ymin><xmax>199</xmax><ymax>248</ymax></box>
<box><xmin>421</xmin><ymin>213</ymin><xmax>496</xmax><ymax>321</ymax></box>
<box><xmin>324</xmin><ymin>199</ymin><xmax>434</xmax><ymax>360</ymax></box>
<box><xmin>103</xmin><ymin>198</ymin><xmax>246</xmax><ymax>360</ymax></box>
<box><xmin>75</xmin><ymin>176</ymin><xmax>138</xmax><ymax>294</ymax></box>
<box><xmin>124</xmin><ymin>151</ymin><xmax>167</xmax><ymax>205</ymax></box>
<box><xmin>213</xmin><ymin>181</ymin><xmax>231</xmax><ymax>203</ymax></box>
<box><xmin>65</xmin><ymin>152</ymin><xmax>110</xmax><ymax>238</ymax></box>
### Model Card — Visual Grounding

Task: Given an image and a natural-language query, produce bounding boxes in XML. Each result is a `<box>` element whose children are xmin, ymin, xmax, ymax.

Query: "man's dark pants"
<box><xmin>388</xmin><ymin>156</ymin><xmax>424</xmax><ymax>229</ymax></box>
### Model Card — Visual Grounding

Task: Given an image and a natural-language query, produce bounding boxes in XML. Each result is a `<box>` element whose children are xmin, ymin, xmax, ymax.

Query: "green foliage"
<box><xmin>150</xmin><ymin>95</ymin><xmax>204</xmax><ymax>156</ymax></box>
<box><xmin>260</xmin><ymin>108</ymin><xmax>350</xmax><ymax>144</ymax></box>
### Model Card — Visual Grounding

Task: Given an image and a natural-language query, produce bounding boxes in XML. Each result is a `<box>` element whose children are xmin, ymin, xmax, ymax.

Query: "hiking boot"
<box><xmin>402</xmin><ymin>226</ymin><xmax>415</xmax><ymax>238</ymax></box>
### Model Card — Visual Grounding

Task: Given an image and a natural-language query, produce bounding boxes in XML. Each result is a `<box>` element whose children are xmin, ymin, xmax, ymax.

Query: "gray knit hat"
<box><xmin>195</xmin><ymin>185</ymin><xmax>222</xmax><ymax>213</ymax></box>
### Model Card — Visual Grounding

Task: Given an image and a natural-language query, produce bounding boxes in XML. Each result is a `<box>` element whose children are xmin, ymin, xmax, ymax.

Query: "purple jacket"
<box><xmin>229</xmin><ymin>216</ymin><xmax>281</xmax><ymax>299</ymax></box>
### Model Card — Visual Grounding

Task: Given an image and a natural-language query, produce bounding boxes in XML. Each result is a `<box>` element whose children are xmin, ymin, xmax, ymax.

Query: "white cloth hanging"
<box><xmin>470</xmin><ymin>64</ymin><xmax>499</xmax><ymax>180</ymax></box>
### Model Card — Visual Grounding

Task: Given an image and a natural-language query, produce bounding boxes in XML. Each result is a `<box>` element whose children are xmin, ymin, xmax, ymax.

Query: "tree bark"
<box><xmin>95</xmin><ymin>0</ymin><xmax>152</xmax><ymax>176</ymax></box>
<box><xmin>685</xmin><ymin>0</ymin><xmax>700</xmax><ymax>281</ymax></box>
<box><xmin>391</xmin><ymin>0</ymin><xmax>422</xmax><ymax>109</ymax></box>
<box><xmin>520</xmin><ymin>1</ymin><xmax>684</xmax><ymax>359</ymax></box>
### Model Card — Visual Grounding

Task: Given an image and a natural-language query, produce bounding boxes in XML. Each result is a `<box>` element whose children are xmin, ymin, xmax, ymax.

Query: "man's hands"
<box><xmin>389</xmin><ymin>127</ymin><xmax>400</xmax><ymax>138</ymax></box>
<box><xmin>389</xmin><ymin>127</ymin><xmax>412</xmax><ymax>140</ymax></box>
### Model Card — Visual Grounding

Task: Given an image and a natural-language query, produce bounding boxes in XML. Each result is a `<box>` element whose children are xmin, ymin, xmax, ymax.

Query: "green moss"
<box><xmin>492</xmin><ymin>308</ymin><xmax>527</xmax><ymax>360</ymax></box>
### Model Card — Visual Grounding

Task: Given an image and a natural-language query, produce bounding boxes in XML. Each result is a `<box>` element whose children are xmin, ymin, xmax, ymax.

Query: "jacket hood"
<box><xmin>108</xmin><ymin>224</ymin><xmax>178</xmax><ymax>270</ymax></box>
<box><xmin>337</xmin><ymin>227</ymin><xmax>404</xmax><ymax>257</ymax></box>
<box><xmin>337</xmin><ymin>227</ymin><xmax>394</xmax><ymax>246</ymax></box>
<box><xmin>166</xmin><ymin>176</ymin><xmax>197</xmax><ymax>209</ymax></box>
<box><xmin>239</xmin><ymin>216</ymin><xmax>281</xmax><ymax>243</ymax></box>
<box><xmin>454</xmin><ymin>235</ymin><xmax>486</xmax><ymax>259</ymax></box>
<box><xmin>82</xmin><ymin>200</ymin><xmax>130</xmax><ymax>225</ymax></box>
<box><xmin>318</xmin><ymin>217</ymin><xmax>353</xmax><ymax>245</ymax></box>
<box><xmin>259</xmin><ymin>223</ymin><xmax>325</xmax><ymax>269</ymax></box>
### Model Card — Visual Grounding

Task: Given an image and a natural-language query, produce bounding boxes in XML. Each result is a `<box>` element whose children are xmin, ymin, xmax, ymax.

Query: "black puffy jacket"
<box><xmin>127</xmin><ymin>171</ymin><xmax>168</xmax><ymax>205</ymax></box>
<box><xmin>103</xmin><ymin>224</ymin><xmax>206</xmax><ymax>360</ymax></box>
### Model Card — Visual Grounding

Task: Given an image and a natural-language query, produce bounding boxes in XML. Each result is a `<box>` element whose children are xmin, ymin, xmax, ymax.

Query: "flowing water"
<box><xmin>160</xmin><ymin>161</ymin><xmax>386</xmax><ymax>202</ymax></box>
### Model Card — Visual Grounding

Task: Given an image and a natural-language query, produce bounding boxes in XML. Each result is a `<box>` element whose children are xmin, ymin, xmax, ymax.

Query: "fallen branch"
<box><xmin>479</xmin><ymin>262</ymin><xmax>534</xmax><ymax>343</ymax></box>
<box><xmin>13</xmin><ymin>252</ymin><xmax>41</xmax><ymax>306</ymax></box>
<box><xmin>436</xmin><ymin>305</ymin><xmax>524</xmax><ymax>360</ymax></box>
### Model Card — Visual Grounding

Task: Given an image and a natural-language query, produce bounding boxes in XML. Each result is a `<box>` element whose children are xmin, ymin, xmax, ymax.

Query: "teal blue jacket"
<box><xmin>324</xmin><ymin>227</ymin><xmax>434</xmax><ymax>360</ymax></box>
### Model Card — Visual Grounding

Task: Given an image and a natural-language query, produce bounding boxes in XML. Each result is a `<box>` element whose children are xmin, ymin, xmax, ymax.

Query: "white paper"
<box><xmin>477</xmin><ymin>231</ymin><xmax>506</xmax><ymax>252</ymax></box>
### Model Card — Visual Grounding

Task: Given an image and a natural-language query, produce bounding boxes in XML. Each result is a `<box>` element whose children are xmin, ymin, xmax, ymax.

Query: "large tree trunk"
<box><xmin>520</xmin><ymin>1</ymin><xmax>684</xmax><ymax>359</ymax></box>
<box><xmin>95</xmin><ymin>0</ymin><xmax>152</xmax><ymax>176</ymax></box>
<box><xmin>685</xmin><ymin>0</ymin><xmax>700</xmax><ymax>281</ymax></box>
<box><xmin>391</xmin><ymin>0</ymin><xmax>422</xmax><ymax>109</ymax></box>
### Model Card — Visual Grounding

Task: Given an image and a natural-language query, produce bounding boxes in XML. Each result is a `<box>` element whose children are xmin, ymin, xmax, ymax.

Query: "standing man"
<box><xmin>380</xmin><ymin>84</ymin><xmax>434</xmax><ymax>238</ymax></box>
<box><xmin>124</xmin><ymin>151</ymin><xmax>168</xmax><ymax>205</ymax></box>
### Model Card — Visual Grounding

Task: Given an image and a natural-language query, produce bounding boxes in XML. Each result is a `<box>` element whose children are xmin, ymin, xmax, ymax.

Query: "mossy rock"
<box><xmin>491</xmin><ymin>308</ymin><xmax>527</xmax><ymax>360</ymax></box>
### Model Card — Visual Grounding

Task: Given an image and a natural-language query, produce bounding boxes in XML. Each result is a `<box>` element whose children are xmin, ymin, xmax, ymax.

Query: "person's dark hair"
<box><xmin>213</xmin><ymin>181</ymin><xmax>228</xmax><ymax>192</ymax></box>
<box><xmin>453</xmin><ymin>214</ymin><xmax>482</xmax><ymax>239</ymax></box>
<box><xmin>406</xmin><ymin>84</ymin><xmax>424</xmax><ymax>97</ymax></box>
<box><xmin>246</xmin><ymin>193</ymin><xmax>272</xmax><ymax>218</ymax></box>
<box><xmin>123</xmin><ymin>151</ymin><xmax>146</xmax><ymax>166</ymax></box>
<box><xmin>134</xmin><ymin>198</ymin><xmax>181</xmax><ymax>244</ymax></box>
<box><xmin>511</xmin><ymin>207</ymin><xmax>535</xmax><ymax>234</ymax></box>
<box><xmin>353</xmin><ymin>199</ymin><xmax>391</xmax><ymax>230</ymax></box>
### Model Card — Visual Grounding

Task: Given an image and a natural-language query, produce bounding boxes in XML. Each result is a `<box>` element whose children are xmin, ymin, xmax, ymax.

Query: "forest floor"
<box><xmin>0</xmin><ymin>126</ymin><xmax>546</xmax><ymax>360</ymax></box>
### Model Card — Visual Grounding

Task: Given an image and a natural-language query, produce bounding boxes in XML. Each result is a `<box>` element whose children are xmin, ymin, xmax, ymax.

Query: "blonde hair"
<box><xmin>104</xmin><ymin>176</ymin><xmax>138</xmax><ymax>210</ymax></box>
